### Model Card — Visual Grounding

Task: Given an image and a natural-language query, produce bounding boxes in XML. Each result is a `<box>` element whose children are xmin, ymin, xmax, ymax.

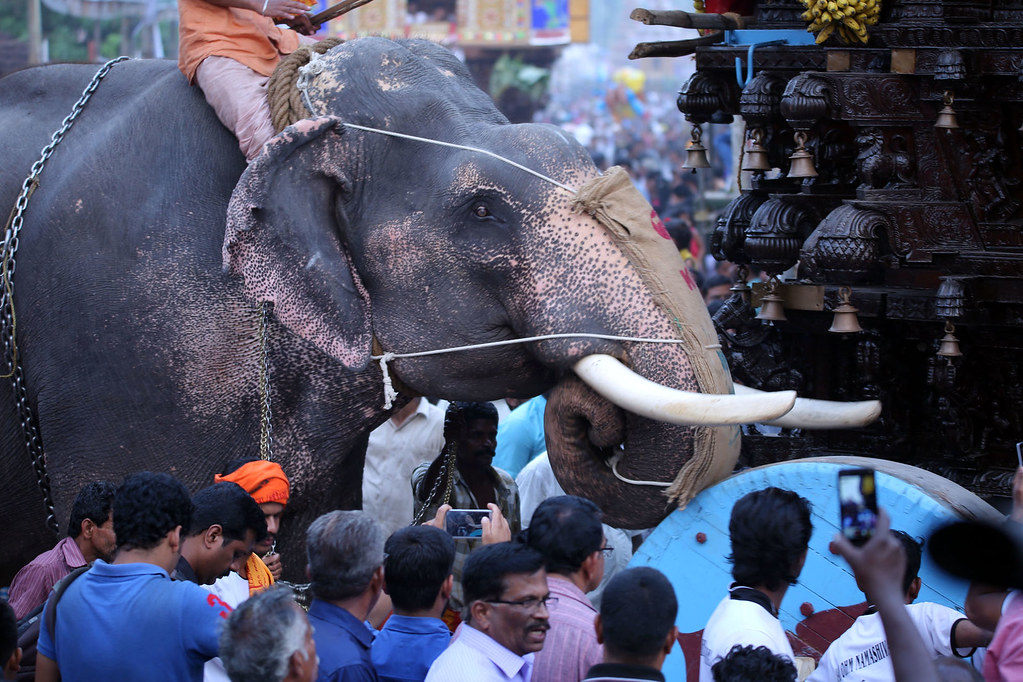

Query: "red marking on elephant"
<box><xmin>676</xmin><ymin>602</ymin><xmax>866</xmax><ymax>674</ymax></box>
<box><xmin>651</xmin><ymin>210</ymin><xmax>671</xmax><ymax>240</ymax></box>
<box><xmin>680</xmin><ymin>268</ymin><xmax>696</xmax><ymax>290</ymax></box>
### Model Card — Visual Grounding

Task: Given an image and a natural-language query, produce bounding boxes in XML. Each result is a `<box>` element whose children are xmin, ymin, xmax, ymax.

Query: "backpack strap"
<box><xmin>43</xmin><ymin>565</ymin><xmax>91</xmax><ymax>642</ymax></box>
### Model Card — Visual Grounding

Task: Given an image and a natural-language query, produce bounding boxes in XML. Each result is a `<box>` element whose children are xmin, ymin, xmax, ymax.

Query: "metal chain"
<box><xmin>258</xmin><ymin>301</ymin><xmax>274</xmax><ymax>461</ymax></box>
<box><xmin>410</xmin><ymin>442</ymin><xmax>456</xmax><ymax>526</ymax></box>
<box><xmin>0</xmin><ymin>56</ymin><xmax>129</xmax><ymax>535</ymax></box>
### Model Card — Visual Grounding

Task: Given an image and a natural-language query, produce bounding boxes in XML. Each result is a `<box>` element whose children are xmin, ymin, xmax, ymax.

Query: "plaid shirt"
<box><xmin>412</xmin><ymin>460</ymin><xmax>521</xmax><ymax>611</ymax></box>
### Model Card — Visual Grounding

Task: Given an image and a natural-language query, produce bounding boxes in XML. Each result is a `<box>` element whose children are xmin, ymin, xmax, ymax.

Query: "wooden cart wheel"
<box><xmin>630</xmin><ymin>456</ymin><xmax>1002</xmax><ymax>680</ymax></box>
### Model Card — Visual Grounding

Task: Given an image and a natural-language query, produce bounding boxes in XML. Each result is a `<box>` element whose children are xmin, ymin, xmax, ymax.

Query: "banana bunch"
<box><xmin>800</xmin><ymin>0</ymin><xmax>880</xmax><ymax>44</ymax></box>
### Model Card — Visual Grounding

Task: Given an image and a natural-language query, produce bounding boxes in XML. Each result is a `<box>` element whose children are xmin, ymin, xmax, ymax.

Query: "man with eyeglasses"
<box><xmin>524</xmin><ymin>495</ymin><xmax>607</xmax><ymax>682</ymax></box>
<box><xmin>425</xmin><ymin>542</ymin><xmax>551</xmax><ymax>682</ymax></box>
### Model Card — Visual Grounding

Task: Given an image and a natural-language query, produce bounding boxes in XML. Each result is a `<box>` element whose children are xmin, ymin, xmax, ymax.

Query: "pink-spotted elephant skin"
<box><xmin>0</xmin><ymin>38</ymin><xmax>708</xmax><ymax>584</ymax></box>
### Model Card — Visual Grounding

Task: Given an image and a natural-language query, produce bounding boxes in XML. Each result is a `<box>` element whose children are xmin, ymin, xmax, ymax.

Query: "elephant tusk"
<box><xmin>572</xmin><ymin>355</ymin><xmax>797</xmax><ymax>426</ymax></box>
<box><xmin>732</xmin><ymin>384</ymin><xmax>882</xmax><ymax>428</ymax></box>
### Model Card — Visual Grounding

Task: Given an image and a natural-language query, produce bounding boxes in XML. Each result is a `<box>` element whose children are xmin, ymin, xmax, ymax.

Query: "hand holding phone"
<box><xmin>444</xmin><ymin>509</ymin><xmax>491</xmax><ymax>540</ymax></box>
<box><xmin>839</xmin><ymin>468</ymin><xmax>878</xmax><ymax>546</ymax></box>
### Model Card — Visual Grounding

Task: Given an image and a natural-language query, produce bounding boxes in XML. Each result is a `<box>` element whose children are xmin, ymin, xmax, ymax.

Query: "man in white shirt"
<box><xmin>364</xmin><ymin>397</ymin><xmax>445</xmax><ymax>536</ymax></box>
<box><xmin>426</xmin><ymin>542</ymin><xmax>550</xmax><ymax>682</ymax></box>
<box><xmin>700</xmin><ymin>487</ymin><xmax>813</xmax><ymax>682</ymax></box>
<box><xmin>809</xmin><ymin>530</ymin><xmax>991</xmax><ymax>682</ymax></box>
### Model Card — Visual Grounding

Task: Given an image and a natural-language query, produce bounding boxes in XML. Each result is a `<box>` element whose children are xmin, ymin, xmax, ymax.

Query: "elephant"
<box><xmin>0</xmin><ymin>38</ymin><xmax>877</xmax><ymax>584</ymax></box>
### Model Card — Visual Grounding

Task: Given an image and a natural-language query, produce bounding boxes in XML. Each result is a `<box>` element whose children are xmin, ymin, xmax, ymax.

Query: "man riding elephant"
<box><xmin>178</xmin><ymin>0</ymin><xmax>318</xmax><ymax>160</ymax></box>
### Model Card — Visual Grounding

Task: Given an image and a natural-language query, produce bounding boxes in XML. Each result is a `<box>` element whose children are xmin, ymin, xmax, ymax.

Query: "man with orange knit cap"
<box><xmin>204</xmin><ymin>458</ymin><xmax>292</xmax><ymax>682</ymax></box>
<box><xmin>215</xmin><ymin>458</ymin><xmax>292</xmax><ymax>588</ymax></box>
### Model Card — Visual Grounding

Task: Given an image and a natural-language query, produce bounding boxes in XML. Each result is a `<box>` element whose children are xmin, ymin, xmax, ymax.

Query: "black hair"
<box><xmin>711</xmin><ymin>645</ymin><xmax>798</xmax><ymax>682</ymax></box>
<box><xmin>113</xmin><ymin>471</ymin><xmax>194</xmax><ymax>552</ymax></box>
<box><xmin>189</xmin><ymin>482</ymin><xmax>268</xmax><ymax>543</ymax></box>
<box><xmin>600</xmin><ymin>567</ymin><xmax>678</xmax><ymax>659</ymax></box>
<box><xmin>0</xmin><ymin>600</ymin><xmax>16</xmax><ymax>667</ymax></box>
<box><xmin>525</xmin><ymin>495</ymin><xmax>603</xmax><ymax>575</ymax></box>
<box><xmin>893</xmin><ymin>529</ymin><xmax>924</xmax><ymax>596</ymax></box>
<box><xmin>446</xmin><ymin>401</ymin><xmax>498</xmax><ymax>427</ymax></box>
<box><xmin>384</xmin><ymin>525</ymin><xmax>455</xmax><ymax>612</ymax></box>
<box><xmin>462</xmin><ymin>542</ymin><xmax>545</xmax><ymax>606</ymax></box>
<box><xmin>665</xmin><ymin>218</ymin><xmax>692</xmax><ymax>250</ymax></box>
<box><xmin>703</xmin><ymin>274</ymin><xmax>733</xmax><ymax>295</ymax></box>
<box><xmin>728</xmin><ymin>487</ymin><xmax>812</xmax><ymax>591</ymax></box>
<box><xmin>67</xmin><ymin>480</ymin><xmax>117</xmax><ymax>538</ymax></box>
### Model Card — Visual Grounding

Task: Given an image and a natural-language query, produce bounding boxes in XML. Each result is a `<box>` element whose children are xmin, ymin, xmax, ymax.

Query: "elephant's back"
<box><xmin>0</xmin><ymin>59</ymin><xmax>239</xmax><ymax>211</ymax></box>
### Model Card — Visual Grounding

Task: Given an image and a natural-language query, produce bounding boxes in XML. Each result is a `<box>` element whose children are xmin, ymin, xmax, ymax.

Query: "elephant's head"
<box><xmin>223</xmin><ymin>38</ymin><xmax>876</xmax><ymax>528</ymax></box>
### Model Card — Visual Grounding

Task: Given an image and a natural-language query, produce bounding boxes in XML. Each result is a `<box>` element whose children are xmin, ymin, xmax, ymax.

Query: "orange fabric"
<box><xmin>214</xmin><ymin>460</ymin><xmax>291</xmax><ymax>506</ymax></box>
<box><xmin>245</xmin><ymin>553</ymin><xmax>275</xmax><ymax>595</ymax></box>
<box><xmin>441</xmin><ymin>606</ymin><xmax>462</xmax><ymax>634</ymax></box>
<box><xmin>178</xmin><ymin>0</ymin><xmax>301</xmax><ymax>83</ymax></box>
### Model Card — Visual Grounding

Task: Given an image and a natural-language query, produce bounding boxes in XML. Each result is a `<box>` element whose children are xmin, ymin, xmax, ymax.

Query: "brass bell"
<box><xmin>788</xmin><ymin>131</ymin><xmax>818</xmax><ymax>178</ymax></box>
<box><xmin>935</xmin><ymin>91</ymin><xmax>959</xmax><ymax>129</ymax></box>
<box><xmin>682</xmin><ymin>124</ymin><xmax>711</xmax><ymax>173</ymax></box>
<box><xmin>828</xmin><ymin>286</ymin><xmax>863</xmax><ymax>334</ymax></box>
<box><xmin>742</xmin><ymin>128</ymin><xmax>771</xmax><ymax>172</ymax></box>
<box><xmin>937</xmin><ymin>320</ymin><xmax>963</xmax><ymax>358</ymax></box>
<box><xmin>730</xmin><ymin>279</ymin><xmax>752</xmax><ymax>303</ymax></box>
<box><xmin>756</xmin><ymin>278</ymin><xmax>787</xmax><ymax>323</ymax></box>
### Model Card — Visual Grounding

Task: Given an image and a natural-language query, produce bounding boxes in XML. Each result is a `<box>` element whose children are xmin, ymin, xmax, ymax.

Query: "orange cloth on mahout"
<box><xmin>245</xmin><ymin>553</ymin><xmax>275</xmax><ymax>595</ymax></box>
<box><xmin>214</xmin><ymin>460</ymin><xmax>291</xmax><ymax>506</ymax></box>
<box><xmin>178</xmin><ymin>0</ymin><xmax>301</xmax><ymax>83</ymax></box>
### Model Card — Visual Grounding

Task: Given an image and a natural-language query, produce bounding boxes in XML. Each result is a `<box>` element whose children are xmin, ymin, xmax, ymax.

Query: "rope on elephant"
<box><xmin>370</xmin><ymin>331</ymin><xmax>711</xmax><ymax>410</ymax></box>
<box><xmin>283</xmin><ymin>44</ymin><xmax>579</xmax><ymax>194</ymax></box>
<box><xmin>267</xmin><ymin>37</ymin><xmax>344</xmax><ymax>134</ymax></box>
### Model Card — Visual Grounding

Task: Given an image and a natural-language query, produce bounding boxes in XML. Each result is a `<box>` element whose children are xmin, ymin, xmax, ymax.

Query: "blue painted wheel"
<box><xmin>630</xmin><ymin>456</ymin><xmax>1002</xmax><ymax>681</ymax></box>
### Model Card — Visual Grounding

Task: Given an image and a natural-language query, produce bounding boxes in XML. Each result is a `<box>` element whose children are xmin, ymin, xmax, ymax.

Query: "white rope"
<box><xmin>609</xmin><ymin>452</ymin><xmax>672</xmax><ymax>487</ymax></box>
<box><xmin>378</xmin><ymin>352</ymin><xmax>398</xmax><ymax>410</ymax></box>
<box><xmin>341</xmin><ymin>123</ymin><xmax>578</xmax><ymax>194</ymax></box>
<box><xmin>371</xmin><ymin>332</ymin><xmax>693</xmax><ymax>361</ymax></box>
<box><xmin>292</xmin><ymin>61</ymin><xmax>577</xmax><ymax>195</ymax></box>
<box><xmin>370</xmin><ymin>332</ymin><xmax>718</xmax><ymax>409</ymax></box>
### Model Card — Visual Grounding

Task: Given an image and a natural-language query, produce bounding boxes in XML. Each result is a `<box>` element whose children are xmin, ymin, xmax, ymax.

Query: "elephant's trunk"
<box><xmin>546</xmin><ymin>374</ymin><xmax>682</xmax><ymax>529</ymax></box>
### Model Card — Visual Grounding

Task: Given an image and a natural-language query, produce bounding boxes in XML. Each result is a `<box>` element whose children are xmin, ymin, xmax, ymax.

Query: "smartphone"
<box><xmin>838</xmin><ymin>468</ymin><xmax>878</xmax><ymax>546</ymax></box>
<box><xmin>444</xmin><ymin>509</ymin><xmax>491</xmax><ymax>540</ymax></box>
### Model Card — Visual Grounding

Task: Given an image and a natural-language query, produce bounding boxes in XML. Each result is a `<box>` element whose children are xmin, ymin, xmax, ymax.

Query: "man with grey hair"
<box><xmin>306</xmin><ymin>510</ymin><xmax>385</xmax><ymax>682</ymax></box>
<box><xmin>219</xmin><ymin>586</ymin><xmax>318</xmax><ymax>682</ymax></box>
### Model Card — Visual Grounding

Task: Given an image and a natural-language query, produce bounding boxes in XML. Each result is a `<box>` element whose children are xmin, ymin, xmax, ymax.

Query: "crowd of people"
<box><xmin>3</xmin><ymin>396</ymin><xmax>1022</xmax><ymax>682</ymax></box>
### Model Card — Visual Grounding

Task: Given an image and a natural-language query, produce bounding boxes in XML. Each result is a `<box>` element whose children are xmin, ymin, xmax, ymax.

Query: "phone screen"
<box><xmin>838</xmin><ymin>468</ymin><xmax>878</xmax><ymax>546</ymax></box>
<box><xmin>444</xmin><ymin>509</ymin><xmax>491</xmax><ymax>540</ymax></box>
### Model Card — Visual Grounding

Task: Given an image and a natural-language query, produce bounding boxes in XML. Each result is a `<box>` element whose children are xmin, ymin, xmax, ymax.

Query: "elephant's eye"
<box><xmin>473</xmin><ymin>203</ymin><xmax>491</xmax><ymax>219</ymax></box>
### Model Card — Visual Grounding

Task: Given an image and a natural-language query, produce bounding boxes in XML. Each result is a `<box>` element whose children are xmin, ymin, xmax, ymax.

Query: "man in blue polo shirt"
<box><xmin>35</xmin><ymin>471</ymin><xmax>232</xmax><ymax>682</ymax></box>
<box><xmin>371</xmin><ymin>525</ymin><xmax>455</xmax><ymax>681</ymax></box>
<box><xmin>306</xmin><ymin>510</ymin><xmax>385</xmax><ymax>682</ymax></box>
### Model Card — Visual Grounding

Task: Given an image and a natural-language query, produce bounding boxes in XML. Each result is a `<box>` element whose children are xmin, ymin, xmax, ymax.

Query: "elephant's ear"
<box><xmin>223</xmin><ymin>116</ymin><xmax>372</xmax><ymax>371</ymax></box>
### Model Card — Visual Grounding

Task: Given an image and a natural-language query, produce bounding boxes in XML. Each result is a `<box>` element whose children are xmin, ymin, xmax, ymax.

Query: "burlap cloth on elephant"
<box><xmin>572</xmin><ymin>166</ymin><xmax>740</xmax><ymax>509</ymax></box>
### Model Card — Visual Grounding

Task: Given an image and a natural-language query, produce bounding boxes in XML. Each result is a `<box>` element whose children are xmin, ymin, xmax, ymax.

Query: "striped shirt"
<box><xmin>8</xmin><ymin>537</ymin><xmax>86</xmax><ymax>620</ymax></box>
<box><xmin>425</xmin><ymin>623</ymin><xmax>534</xmax><ymax>682</ymax></box>
<box><xmin>531</xmin><ymin>576</ymin><xmax>603</xmax><ymax>682</ymax></box>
